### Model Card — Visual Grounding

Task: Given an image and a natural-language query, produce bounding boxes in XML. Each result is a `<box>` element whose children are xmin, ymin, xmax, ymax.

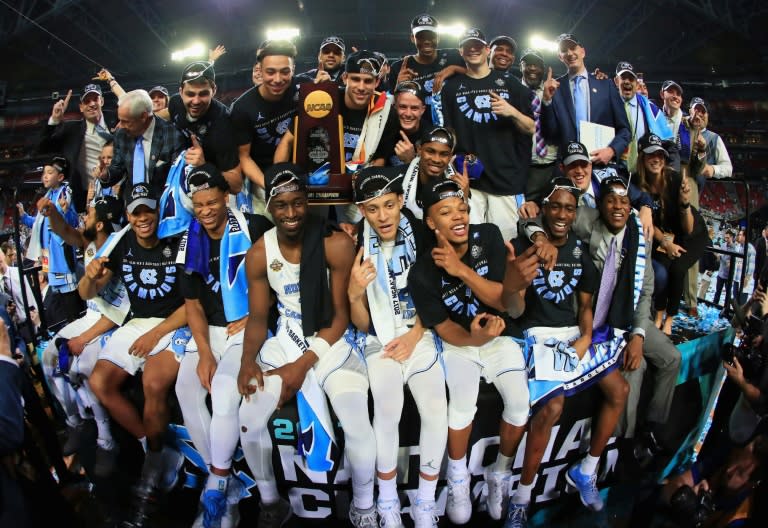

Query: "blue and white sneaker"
<box><xmin>565</xmin><ymin>463</ymin><xmax>604</xmax><ymax>511</ymax></box>
<box><xmin>503</xmin><ymin>502</ymin><xmax>528</xmax><ymax>528</ymax></box>
<box><xmin>445</xmin><ymin>472</ymin><xmax>472</xmax><ymax>524</ymax></box>
<box><xmin>222</xmin><ymin>476</ymin><xmax>246</xmax><ymax>528</ymax></box>
<box><xmin>484</xmin><ymin>467</ymin><xmax>511</xmax><ymax>520</ymax></box>
<box><xmin>200</xmin><ymin>488</ymin><xmax>227</xmax><ymax>528</ymax></box>
<box><xmin>376</xmin><ymin>498</ymin><xmax>404</xmax><ymax>527</ymax></box>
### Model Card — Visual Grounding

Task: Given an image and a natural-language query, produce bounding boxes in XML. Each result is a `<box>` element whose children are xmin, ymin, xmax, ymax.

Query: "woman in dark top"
<box><xmin>636</xmin><ymin>134</ymin><xmax>710</xmax><ymax>335</ymax></box>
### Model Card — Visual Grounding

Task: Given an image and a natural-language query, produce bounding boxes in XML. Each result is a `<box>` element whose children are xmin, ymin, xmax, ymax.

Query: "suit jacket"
<box><xmin>0</xmin><ymin>356</ymin><xmax>24</xmax><ymax>456</ymax></box>
<box><xmin>542</xmin><ymin>72</ymin><xmax>631</xmax><ymax>161</ymax></box>
<box><xmin>573</xmin><ymin>207</ymin><xmax>654</xmax><ymax>336</ymax></box>
<box><xmin>0</xmin><ymin>267</ymin><xmax>38</xmax><ymax>324</ymax></box>
<box><xmin>38</xmin><ymin>114</ymin><xmax>116</xmax><ymax>211</ymax></box>
<box><xmin>104</xmin><ymin>115</ymin><xmax>184</xmax><ymax>201</ymax></box>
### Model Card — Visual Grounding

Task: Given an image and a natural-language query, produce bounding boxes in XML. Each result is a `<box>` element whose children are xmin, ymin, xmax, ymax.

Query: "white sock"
<box><xmin>138</xmin><ymin>436</ymin><xmax>148</xmax><ymax>453</ymax></box>
<box><xmin>580</xmin><ymin>454</ymin><xmax>600</xmax><ymax>476</ymax></box>
<box><xmin>493</xmin><ymin>453</ymin><xmax>514</xmax><ymax>473</ymax></box>
<box><xmin>447</xmin><ymin>456</ymin><xmax>468</xmax><ymax>478</ymax></box>
<box><xmin>255</xmin><ymin>478</ymin><xmax>279</xmax><ymax>505</ymax></box>
<box><xmin>512</xmin><ymin>478</ymin><xmax>536</xmax><ymax>505</ymax></box>
<box><xmin>353</xmin><ymin>480</ymin><xmax>375</xmax><ymax>510</ymax></box>
<box><xmin>95</xmin><ymin>419</ymin><xmax>114</xmax><ymax>450</ymax></box>
<box><xmin>206</xmin><ymin>473</ymin><xmax>229</xmax><ymax>493</ymax></box>
<box><xmin>416</xmin><ymin>477</ymin><xmax>438</xmax><ymax>503</ymax></box>
<box><xmin>377</xmin><ymin>476</ymin><xmax>398</xmax><ymax>503</ymax></box>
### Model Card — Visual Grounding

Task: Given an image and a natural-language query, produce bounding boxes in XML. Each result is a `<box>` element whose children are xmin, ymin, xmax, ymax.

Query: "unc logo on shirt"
<box><xmin>343</xmin><ymin>132</ymin><xmax>360</xmax><ymax>149</ymax></box>
<box><xmin>532</xmin><ymin>266</ymin><xmax>582</xmax><ymax>304</ymax></box>
<box><xmin>457</xmin><ymin>90</ymin><xmax>510</xmax><ymax>123</ymax></box>
<box><xmin>140</xmin><ymin>269</ymin><xmax>158</xmax><ymax>285</ymax></box>
<box><xmin>276</xmin><ymin>117</ymin><xmax>291</xmax><ymax>135</ymax></box>
<box><xmin>124</xmin><ymin>264</ymin><xmax>177</xmax><ymax>300</ymax></box>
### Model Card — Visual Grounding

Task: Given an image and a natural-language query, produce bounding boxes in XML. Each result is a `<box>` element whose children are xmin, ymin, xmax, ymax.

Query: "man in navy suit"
<box><xmin>101</xmin><ymin>89</ymin><xmax>184</xmax><ymax>202</ymax></box>
<box><xmin>541</xmin><ymin>34</ymin><xmax>630</xmax><ymax>167</ymax></box>
<box><xmin>38</xmin><ymin>84</ymin><xmax>115</xmax><ymax>212</ymax></box>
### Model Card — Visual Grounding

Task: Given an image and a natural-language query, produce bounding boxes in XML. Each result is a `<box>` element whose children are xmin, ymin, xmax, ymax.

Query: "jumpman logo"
<box><xmin>421</xmin><ymin>460</ymin><xmax>439</xmax><ymax>471</ymax></box>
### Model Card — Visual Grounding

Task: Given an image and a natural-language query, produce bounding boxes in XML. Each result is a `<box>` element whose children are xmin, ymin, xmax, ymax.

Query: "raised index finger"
<box><xmin>546</xmin><ymin>67</ymin><xmax>553</xmax><ymax>81</ymax></box>
<box><xmin>63</xmin><ymin>89</ymin><xmax>73</xmax><ymax>108</ymax></box>
<box><xmin>399</xmin><ymin>130</ymin><xmax>411</xmax><ymax>142</ymax></box>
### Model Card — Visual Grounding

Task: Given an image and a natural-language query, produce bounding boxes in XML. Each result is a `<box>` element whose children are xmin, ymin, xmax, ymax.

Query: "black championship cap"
<box><xmin>148</xmin><ymin>85</ymin><xmax>169</xmax><ymax>98</ymax></box>
<box><xmin>638</xmin><ymin>133</ymin><xmax>668</xmax><ymax>156</ymax></box>
<box><xmin>126</xmin><ymin>183</ymin><xmax>158</xmax><ymax>214</ymax></box>
<box><xmin>92</xmin><ymin>195</ymin><xmax>123</xmax><ymax>227</ymax></box>
<box><xmin>598</xmin><ymin>173</ymin><xmax>630</xmax><ymax>200</ymax></box>
<box><xmin>180</xmin><ymin>61</ymin><xmax>216</xmax><ymax>85</ymax></box>
<box><xmin>543</xmin><ymin>176</ymin><xmax>581</xmax><ymax>204</ymax></box>
<box><xmin>615</xmin><ymin>61</ymin><xmax>636</xmax><ymax>78</ymax></box>
<box><xmin>562</xmin><ymin>142</ymin><xmax>590</xmax><ymax>166</ymax></box>
<box><xmin>345</xmin><ymin>50</ymin><xmax>382</xmax><ymax>76</ymax></box>
<box><xmin>689</xmin><ymin>96</ymin><xmax>708</xmax><ymax>113</ymax></box>
<box><xmin>320</xmin><ymin>35</ymin><xmax>345</xmax><ymax>53</ymax></box>
<box><xmin>557</xmin><ymin>33</ymin><xmax>581</xmax><ymax>49</ymax></box>
<box><xmin>48</xmin><ymin>155</ymin><xmax>69</xmax><ymax>175</ymax></box>
<box><xmin>661</xmin><ymin>79</ymin><xmax>683</xmax><ymax>94</ymax></box>
<box><xmin>421</xmin><ymin>179</ymin><xmax>464</xmax><ymax>213</ymax></box>
<box><xmin>354</xmin><ymin>166</ymin><xmax>404</xmax><ymax>204</ymax></box>
<box><xmin>81</xmin><ymin>83</ymin><xmax>102</xmax><ymax>101</ymax></box>
<box><xmin>459</xmin><ymin>28</ymin><xmax>487</xmax><ymax>47</ymax></box>
<box><xmin>420</xmin><ymin>126</ymin><xmax>456</xmax><ymax>150</ymax></box>
<box><xmin>519</xmin><ymin>48</ymin><xmax>544</xmax><ymax>65</ymax></box>
<box><xmin>411</xmin><ymin>14</ymin><xmax>438</xmax><ymax>35</ymax></box>
<box><xmin>187</xmin><ymin>163</ymin><xmax>230</xmax><ymax>196</ymax></box>
<box><xmin>264</xmin><ymin>163</ymin><xmax>308</xmax><ymax>208</ymax></box>
<box><xmin>490</xmin><ymin>35</ymin><xmax>518</xmax><ymax>52</ymax></box>
<box><xmin>394</xmin><ymin>80</ymin><xmax>426</xmax><ymax>102</ymax></box>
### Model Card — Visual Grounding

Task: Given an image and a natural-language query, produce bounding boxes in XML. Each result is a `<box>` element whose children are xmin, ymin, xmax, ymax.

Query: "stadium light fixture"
<box><xmin>266</xmin><ymin>27</ymin><xmax>300</xmax><ymax>41</ymax></box>
<box><xmin>530</xmin><ymin>35</ymin><xmax>558</xmax><ymax>52</ymax></box>
<box><xmin>171</xmin><ymin>42</ymin><xmax>206</xmax><ymax>62</ymax></box>
<box><xmin>438</xmin><ymin>23</ymin><xmax>466</xmax><ymax>37</ymax></box>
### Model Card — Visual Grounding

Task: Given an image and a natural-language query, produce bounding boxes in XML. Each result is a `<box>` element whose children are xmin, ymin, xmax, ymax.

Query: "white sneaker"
<box><xmin>484</xmin><ymin>467</ymin><xmax>511</xmax><ymax>520</ymax></box>
<box><xmin>376</xmin><ymin>498</ymin><xmax>404</xmax><ymax>527</ymax></box>
<box><xmin>446</xmin><ymin>473</ymin><xmax>472</xmax><ymax>524</ymax></box>
<box><xmin>349</xmin><ymin>504</ymin><xmax>378</xmax><ymax>528</ymax></box>
<box><xmin>411</xmin><ymin>499</ymin><xmax>439</xmax><ymax>528</ymax></box>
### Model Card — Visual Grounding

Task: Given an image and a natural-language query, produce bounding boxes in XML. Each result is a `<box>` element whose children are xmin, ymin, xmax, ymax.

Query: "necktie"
<box><xmin>94</xmin><ymin>123</ymin><xmax>112</xmax><ymax>142</ymax></box>
<box><xmin>625</xmin><ymin>101</ymin><xmax>638</xmax><ymax>173</ymax></box>
<box><xmin>133</xmin><ymin>136</ymin><xmax>145</xmax><ymax>185</ymax></box>
<box><xmin>532</xmin><ymin>95</ymin><xmax>548</xmax><ymax>158</ymax></box>
<box><xmin>1</xmin><ymin>276</ymin><xmax>8</xmax><ymax>295</ymax></box>
<box><xmin>582</xmin><ymin>193</ymin><xmax>596</xmax><ymax>209</ymax></box>
<box><xmin>593</xmin><ymin>237</ymin><xmax>617</xmax><ymax>329</ymax></box>
<box><xmin>573</xmin><ymin>75</ymin><xmax>588</xmax><ymax>137</ymax></box>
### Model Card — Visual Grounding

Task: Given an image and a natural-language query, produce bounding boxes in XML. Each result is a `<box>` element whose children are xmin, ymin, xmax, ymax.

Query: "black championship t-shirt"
<box><xmin>295</xmin><ymin>68</ymin><xmax>346</xmax><ymax>87</ymax></box>
<box><xmin>179</xmin><ymin>214</ymin><xmax>273</xmax><ymax>326</ymax></box>
<box><xmin>168</xmin><ymin>96</ymin><xmax>239</xmax><ymax>172</ymax></box>
<box><xmin>105</xmin><ymin>231</ymin><xmax>182</xmax><ymax>319</ymax></box>
<box><xmin>230</xmin><ymin>84</ymin><xmax>299</xmax><ymax>169</ymax></box>
<box><xmin>439</xmin><ymin>70</ymin><xmax>533</xmax><ymax>196</ymax></box>
<box><xmin>387</xmin><ymin>125</ymin><xmax>422</xmax><ymax>167</ymax></box>
<box><xmin>388</xmin><ymin>49</ymin><xmax>464</xmax><ymax>126</ymax></box>
<box><xmin>513</xmin><ymin>234</ymin><xmax>599</xmax><ymax>329</ymax></box>
<box><xmin>338</xmin><ymin>90</ymin><xmax>400</xmax><ymax>164</ymax></box>
<box><xmin>408</xmin><ymin>223</ymin><xmax>522</xmax><ymax>337</ymax></box>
